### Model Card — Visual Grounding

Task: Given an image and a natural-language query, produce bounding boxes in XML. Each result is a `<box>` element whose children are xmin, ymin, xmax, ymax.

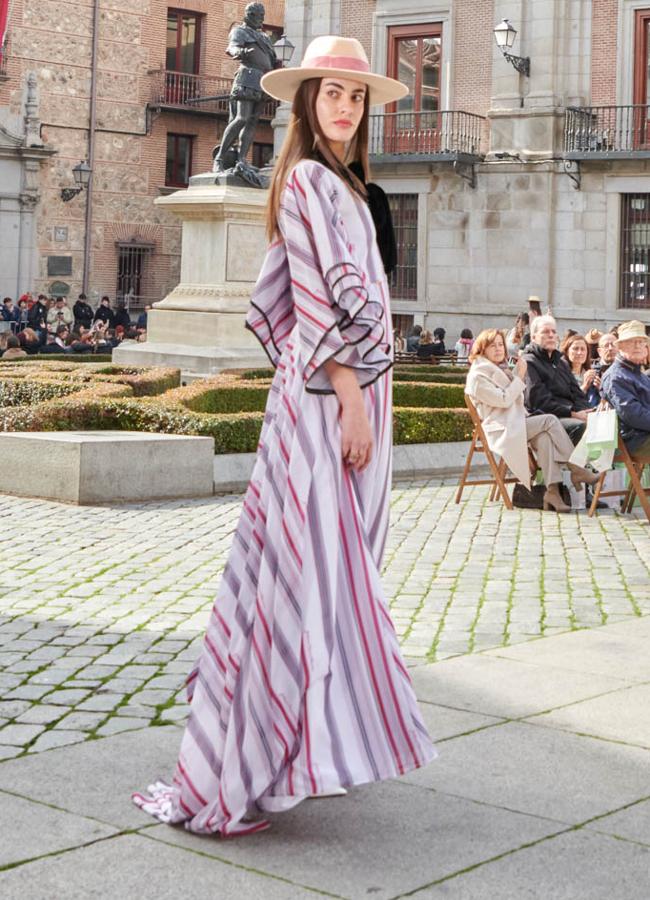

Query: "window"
<box><xmin>116</xmin><ymin>243</ymin><xmax>154</xmax><ymax>307</ymax></box>
<box><xmin>387</xmin><ymin>194</ymin><xmax>418</xmax><ymax>300</ymax></box>
<box><xmin>166</xmin><ymin>9</ymin><xmax>201</xmax><ymax>73</ymax></box>
<box><xmin>620</xmin><ymin>194</ymin><xmax>650</xmax><ymax>309</ymax></box>
<box><xmin>166</xmin><ymin>133</ymin><xmax>193</xmax><ymax>187</ymax></box>
<box><xmin>388</xmin><ymin>24</ymin><xmax>442</xmax><ymax>118</ymax></box>
<box><xmin>252</xmin><ymin>142</ymin><xmax>273</xmax><ymax>168</ymax></box>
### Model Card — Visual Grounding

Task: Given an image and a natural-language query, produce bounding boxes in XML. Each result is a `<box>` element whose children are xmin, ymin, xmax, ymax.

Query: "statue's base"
<box><xmin>112</xmin><ymin>340</ymin><xmax>268</xmax><ymax>376</ymax></box>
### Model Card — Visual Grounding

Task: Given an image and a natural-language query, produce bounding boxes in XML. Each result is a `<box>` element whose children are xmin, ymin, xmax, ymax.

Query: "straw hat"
<box><xmin>584</xmin><ymin>328</ymin><xmax>602</xmax><ymax>345</ymax></box>
<box><xmin>261</xmin><ymin>35</ymin><xmax>408</xmax><ymax>107</ymax></box>
<box><xmin>615</xmin><ymin>320</ymin><xmax>650</xmax><ymax>344</ymax></box>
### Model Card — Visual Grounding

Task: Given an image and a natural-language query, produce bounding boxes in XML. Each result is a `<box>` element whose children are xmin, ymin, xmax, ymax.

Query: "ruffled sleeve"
<box><xmin>278</xmin><ymin>160</ymin><xmax>391</xmax><ymax>394</ymax></box>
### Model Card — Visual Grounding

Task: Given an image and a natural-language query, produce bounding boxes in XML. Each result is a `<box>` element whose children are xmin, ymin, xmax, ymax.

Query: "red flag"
<box><xmin>0</xmin><ymin>0</ymin><xmax>9</xmax><ymax>63</ymax></box>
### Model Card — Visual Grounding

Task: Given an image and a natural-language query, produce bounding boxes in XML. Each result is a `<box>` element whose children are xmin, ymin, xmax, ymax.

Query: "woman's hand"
<box><xmin>323</xmin><ymin>359</ymin><xmax>374</xmax><ymax>472</ymax></box>
<box><xmin>582</xmin><ymin>369</ymin><xmax>600</xmax><ymax>391</ymax></box>
<box><xmin>340</xmin><ymin>402</ymin><xmax>373</xmax><ymax>472</ymax></box>
<box><xmin>514</xmin><ymin>357</ymin><xmax>527</xmax><ymax>381</ymax></box>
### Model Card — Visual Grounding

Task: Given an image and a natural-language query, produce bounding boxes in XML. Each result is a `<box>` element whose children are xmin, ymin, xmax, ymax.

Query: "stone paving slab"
<box><xmin>401</xmin><ymin>721</ymin><xmax>650</xmax><ymax>825</ymax></box>
<box><xmin>0</xmin><ymin>726</ymin><xmax>180</xmax><ymax>829</ymax></box>
<box><xmin>485</xmin><ymin>616</ymin><xmax>650</xmax><ymax>681</ymax></box>
<box><xmin>414</xmin><ymin>829</ymin><xmax>650</xmax><ymax>899</ymax></box>
<box><xmin>0</xmin><ymin>790</ymin><xmax>117</xmax><ymax>868</ymax></box>
<box><xmin>0</xmin><ymin>834</ymin><xmax>314</xmax><ymax>900</ymax></box>
<box><xmin>146</xmin><ymin>781</ymin><xmax>564</xmax><ymax>900</ymax></box>
<box><xmin>525</xmin><ymin>683</ymin><xmax>650</xmax><ymax>750</ymax></box>
<box><xmin>409</xmin><ymin>653</ymin><xmax>629</xmax><ymax>719</ymax></box>
<box><xmin>586</xmin><ymin>799</ymin><xmax>650</xmax><ymax>845</ymax></box>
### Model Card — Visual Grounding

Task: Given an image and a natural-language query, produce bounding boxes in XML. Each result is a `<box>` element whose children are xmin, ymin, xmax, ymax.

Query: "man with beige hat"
<box><xmin>601</xmin><ymin>320</ymin><xmax>650</xmax><ymax>455</ymax></box>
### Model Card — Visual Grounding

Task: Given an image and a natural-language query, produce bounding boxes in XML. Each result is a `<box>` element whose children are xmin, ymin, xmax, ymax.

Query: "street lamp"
<box><xmin>493</xmin><ymin>19</ymin><xmax>530</xmax><ymax>77</ymax></box>
<box><xmin>274</xmin><ymin>34</ymin><xmax>295</xmax><ymax>67</ymax></box>
<box><xmin>61</xmin><ymin>160</ymin><xmax>92</xmax><ymax>202</ymax></box>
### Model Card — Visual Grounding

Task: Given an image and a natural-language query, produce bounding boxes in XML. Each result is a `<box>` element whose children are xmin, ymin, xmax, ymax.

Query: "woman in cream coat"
<box><xmin>465</xmin><ymin>329</ymin><xmax>599</xmax><ymax>512</ymax></box>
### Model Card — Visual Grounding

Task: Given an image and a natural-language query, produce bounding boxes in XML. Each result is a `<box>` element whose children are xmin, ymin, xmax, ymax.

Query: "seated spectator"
<box><xmin>114</xmin><ymin>300</ymin><xmax>131</xmax><ymax>330</ymax></box>
<box><xmin>18</xmin><ymin>327</ymin><xmax>43</xmax><ymax>355</ymax></box>
<box><xmin>393</xmin><ymin>329</ymin><xmax>405</xmax><ymax>352</ymax></box>
<box><xmin>601</xmin><ymin>320</ymin><xmax>650</xmax><ymax>456</ymax></box>
<box><xmin>506</xmin><ymin>312</ymin><xmax>528</xmax><ymax>356</ymax></box>
<box><xmin>2</xmin><ymin>334</ymin><xmax>28</xmax><ymax>359</ymax></box>
<box><xmin>454</xmin><ymin>328</ymin><xmax>474</xmax><ymax>360</ymax></box>
<box><xmin>595</xmin><ymin>332</ymin><xmax>617</xmax><ymax>376</ymax></box>
<box><xmin>47</xmin><ymin>297</ymin><xmax>74</xmax><ymax>331</ymax></box>
<box><xmin>137</xmin><ymin>305</ymin><xmax>151</xmax><ymax>331</ymax></box>
<box><xmin>73</xmin><ymin>293</ymin><xmax>94</xmax><ymax>330</ymax></box>
<box><xmin>466</xmin><ymin>329</ymin><xmax>599</xmax><ymax>513</ymax></box>
<box><xmin>94</xmin><ymin>295</ymin><xmax>116</xmax><ymax>329</ymax></box>
<box><xmin>523</xmin><ymin>315</ymin><xmax>593</xmax><ymax>443</ymax></box>
<box><xmin>54</xmin><ymin>325</ymin><xmax>71</xmax><ymax>350</ymax></box>
<box><xmin>406</xmin><ymin>324</ymin><xmax>422</xmax><ymax>353</ymax></box>
<box><xmin>561</xmin><ymin>333</ymin><xmax>601</xmax><ymax>405</ymax></box>
<box><xmin>2</xmin><ymin>297</ymin><xmax>21</xmax><ymax>333</ymax></box>
<box><xmin>431</xmin><ymin>327</ymin><xmax>447</xmax><ymax>356</ymax></box>
<box><xmin>416</xmin><ymin>330</ymin><xmax>437</xmax><ymax>360</ymax></box>
<box><xmin>41</xmin><ymin>330</ymin><xmax>67</xmax><ymax>354</ymax></box>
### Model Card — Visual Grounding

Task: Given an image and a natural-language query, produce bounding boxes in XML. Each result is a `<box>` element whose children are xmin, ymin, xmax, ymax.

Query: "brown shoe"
<box><xmin>567</xmin><ymin>462</ymin><xmax>600</xmax><ymax>489</ymax></box>
<box><xmin>543</xmin><ymin>483</ymin><xmax>572</xmax><ymax>513</ymax></box>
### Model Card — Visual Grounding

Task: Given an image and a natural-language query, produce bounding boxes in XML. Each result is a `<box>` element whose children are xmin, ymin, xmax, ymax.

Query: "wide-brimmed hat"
<box><xmin>615</xmin><ymin>320</ymin><xmax>650</xmax><ymax>344</ymax></box>
<box><xmin>585</xmin><ymin>328</ymin><xmax>602</xmax><ymax>345</ymax></box>
<box><xmin>261</xmin><ymin>35</ymin><xmax>408</xmax><ymax>107</ymax></box>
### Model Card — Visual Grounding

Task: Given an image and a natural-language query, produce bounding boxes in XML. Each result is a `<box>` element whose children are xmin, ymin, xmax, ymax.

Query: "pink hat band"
<box><xmin>303</xmin><ymin>54</ymin><xmax>370</xmax><ymax>73</ymax></box>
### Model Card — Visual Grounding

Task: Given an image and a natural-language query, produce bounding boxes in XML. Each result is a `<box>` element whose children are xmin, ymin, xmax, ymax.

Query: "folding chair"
<box><xmin>587</xmin><ymin>435</ymin><xmax>650</xmax><ymax>522</ymax></box>
<box><xmin>455</xmin><ymin>396</ymin><xmax>535</xmax><ymax>510</ymax></box>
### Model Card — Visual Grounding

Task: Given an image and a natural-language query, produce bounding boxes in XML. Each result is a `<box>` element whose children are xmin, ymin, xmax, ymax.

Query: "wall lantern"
<box><xmin>493</xmin><ymin>19</ymin><xmax>530</xmax><ymax>77</ymax></box>
<box><xmin>61</xmin><ymin>160</ymin><xmax>92</xmax><ymax>202</ymax></box>
<box><xmin>274</xmin><ymin>34</ymin><xmax>296</xmax><ymax>67</ymax></box>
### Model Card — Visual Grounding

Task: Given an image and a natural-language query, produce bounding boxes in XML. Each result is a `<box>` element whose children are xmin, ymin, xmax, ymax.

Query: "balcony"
<box><xmin>148</xmin><ymin>69</ymin><xmax>278</xmax><ymax>120</ymax></box>
<box><xmin>0</xmin><ymin>40</ymin><xmax>9</xmax><ymax>81</ymax></box>
<box><xmin>368</xmin><ymin>110</ymin><xmax>487</xmax><ymax>163</ymax></box>
<box><xmin>565</xmin><ymin>105</ymin><xmax>650</xmax><ymax>159</ymax></box>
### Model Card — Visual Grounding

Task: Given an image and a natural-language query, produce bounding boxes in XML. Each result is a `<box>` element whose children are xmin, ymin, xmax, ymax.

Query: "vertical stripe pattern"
<box><xmin>133</xmin><ymin>160</ymin><xmax>436</xmax><ymax>836</ymax></box>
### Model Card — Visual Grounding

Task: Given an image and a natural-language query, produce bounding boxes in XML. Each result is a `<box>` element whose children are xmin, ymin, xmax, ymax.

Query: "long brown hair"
<box><xmin>560</xmin><ymin>333</ymin><xmax>589</xmax><ymax>373</ymax></box>
<box><xmin>266</xmin><ymin>78</ymin><xmax>370</xmax><ymax>240</ymax></box>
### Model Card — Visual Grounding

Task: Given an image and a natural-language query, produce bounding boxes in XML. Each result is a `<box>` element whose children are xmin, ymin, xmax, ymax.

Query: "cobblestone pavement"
<box><xmin>1</xmin><ymin>482</ymin><xmax>648</xmax><ymax>761</ymax></box>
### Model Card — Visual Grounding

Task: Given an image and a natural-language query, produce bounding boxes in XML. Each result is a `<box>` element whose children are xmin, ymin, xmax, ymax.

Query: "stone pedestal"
<box><xmin>113</xmin><ymin>174</ymin><xmax>270</xmax><ymax>374</ymax></box>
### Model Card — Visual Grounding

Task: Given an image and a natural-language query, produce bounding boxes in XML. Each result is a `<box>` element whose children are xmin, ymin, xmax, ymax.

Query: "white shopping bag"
<box><xmin>570</xmin><ymin>408</ymin><xmax>618</xmax><ymax>473</ymax></box>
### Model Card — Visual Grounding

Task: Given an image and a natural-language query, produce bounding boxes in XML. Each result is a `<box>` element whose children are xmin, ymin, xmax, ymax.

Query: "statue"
<box><xmin>212</xmin><ymin>3</ymin><xmax>279</xmax><ymax>188</ymax></box>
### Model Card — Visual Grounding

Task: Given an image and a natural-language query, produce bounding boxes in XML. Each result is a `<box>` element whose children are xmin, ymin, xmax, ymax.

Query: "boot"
<box><xmin>543</xmin><ymin>483</ymin><xmax>572</xmax><ymax>513</ymax></box>
<box><xmin>567</xmin><ymin>462</ymin><xmax>600</xmax><ymax>489</ymax></box>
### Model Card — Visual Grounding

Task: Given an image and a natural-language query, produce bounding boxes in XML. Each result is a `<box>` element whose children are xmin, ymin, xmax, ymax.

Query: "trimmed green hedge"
<box><xmin>0</xmin><ymin>361</ymin><xmax>472</xmax><ymax>454</ymax></box>
<box><xmin>393</xmin><ymin>371</ymin><xmax>466</xmax><ymax>385</ymax></box>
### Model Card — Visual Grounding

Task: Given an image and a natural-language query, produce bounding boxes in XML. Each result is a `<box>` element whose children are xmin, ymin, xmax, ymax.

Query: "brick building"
<box><xmin>280</xmin><ymin>0</ymin><xmax>650</xmax><ymax>337</ymax></box>
<box><xmin>0</xmin><ymin>0</ymin><xmax>284</xmax><ymax>311</ymax></box>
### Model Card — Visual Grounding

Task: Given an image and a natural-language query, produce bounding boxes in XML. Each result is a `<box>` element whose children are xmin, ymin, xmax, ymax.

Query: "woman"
<box><xmin>133</xmin><ymin>35</ymin><xmax>435</xmax><ymax>837</ymax></box>
<box><xmin>506</xmin><ymin>312</ymin><xmax>528</xmax><ymax>357</ymax></box>
<box><xmin>18</xmin><ymin>327</ymin><xmax>42</xmax><ymax>354</ymax></box>
<box><xmin>561</xmin><ymin>332</ymin><xmax>600</xmax><ymax>406</ymax></box>
<box><xmin>466</xmin><ymin>329</ymin><xmax>599</xmax><ymax>512</ymax></box>
<box><xmin>416</xmin><ymin>329</ymin><xmax>437</xmax><ymax>359</ymax></box>
<box><xmin>454</xmin><ymin>328</ymin><xmax>474</xmax><ymax>360</ymax></box>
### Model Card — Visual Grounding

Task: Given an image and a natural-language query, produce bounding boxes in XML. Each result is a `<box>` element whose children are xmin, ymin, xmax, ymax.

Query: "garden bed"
<box><xmin>0</xmin><ymin>362</ymin><xmax>471</xmax><ymax>454</ymax></box>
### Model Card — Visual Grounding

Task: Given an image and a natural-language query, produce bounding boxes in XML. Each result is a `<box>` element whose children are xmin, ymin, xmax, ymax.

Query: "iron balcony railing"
<box><xmin>0</xmin><ymin>40</ymin><xmax>9</xmax><ymax>79</ymax></box>
<box><xmin>565</xmin><ymin>104</ymin><xmax>650</xmax><ymax>156</ymax></box>
<box><xmin>148</xmin><ymin>68</ymin><xmax>278</xmax><ymax>119</ymax></box>
<box><xmin>369</xmin><ymin>110</ymin><xmax>487</xmax><ymax>160</ymax></box>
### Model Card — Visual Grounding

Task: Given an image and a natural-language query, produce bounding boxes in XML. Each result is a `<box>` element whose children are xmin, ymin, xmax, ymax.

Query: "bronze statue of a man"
<box><xmin>213</xmin><ymin>2</ymin><xmax>279</xmax><ymax>179</ymax></box>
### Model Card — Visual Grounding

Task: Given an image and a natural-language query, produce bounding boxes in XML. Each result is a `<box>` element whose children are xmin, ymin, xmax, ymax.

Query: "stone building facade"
<box><xmin>0</xmin><ymin>0</ymin><xmax>284</xmax><ymax>309</ymax></box>
<box><xmin>279</xmin><ymin>0</ymin><xmax>650</xmax><ymax>337</ymax></box>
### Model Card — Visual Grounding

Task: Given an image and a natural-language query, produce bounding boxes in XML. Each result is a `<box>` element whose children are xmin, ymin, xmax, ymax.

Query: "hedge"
<box><xmin>393</xmin><ymin>371</ymin><xmax>466</xmax><ymax>385</ymax></box>
<box><xmin>0</xmin><ymin>354</ymin><xmax>113</xmax><ymax>364</ymax></box>
<box><xmin>0</xmin><ymin>361</ymin><xmax>472</xmax><ymax>453</ymax></box>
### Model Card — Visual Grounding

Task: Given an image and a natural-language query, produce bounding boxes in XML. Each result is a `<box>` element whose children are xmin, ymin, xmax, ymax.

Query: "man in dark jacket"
<box><xmin>27</xmin><ymin>294</ymin><xmax>48</xmax><ymax>337</ymax></box>
<box><xmin>93</xmin><ymin>296</ymin><xmax>116</xmax><ymax>328</ymax></box>
<box><xmin>73</xmin><ymin>293</ymin><xmax>94</xmax><ymax>330</ymax></box>
<box><xmin>523</xmin><ymin>315</ymin><xmax>593</xmax><ymax>443</ymax></box>
<box><xmin>601</xmin><ymin>320</ymin><xmax>650</xmax><ymax>455</ymax></box>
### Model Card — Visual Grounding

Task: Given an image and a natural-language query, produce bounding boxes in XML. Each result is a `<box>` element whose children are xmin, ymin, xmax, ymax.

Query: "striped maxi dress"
<box><xmin>132</xmin><ymin>159</ymin><xmax>437</xmax><ymax>836</ymax></box>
